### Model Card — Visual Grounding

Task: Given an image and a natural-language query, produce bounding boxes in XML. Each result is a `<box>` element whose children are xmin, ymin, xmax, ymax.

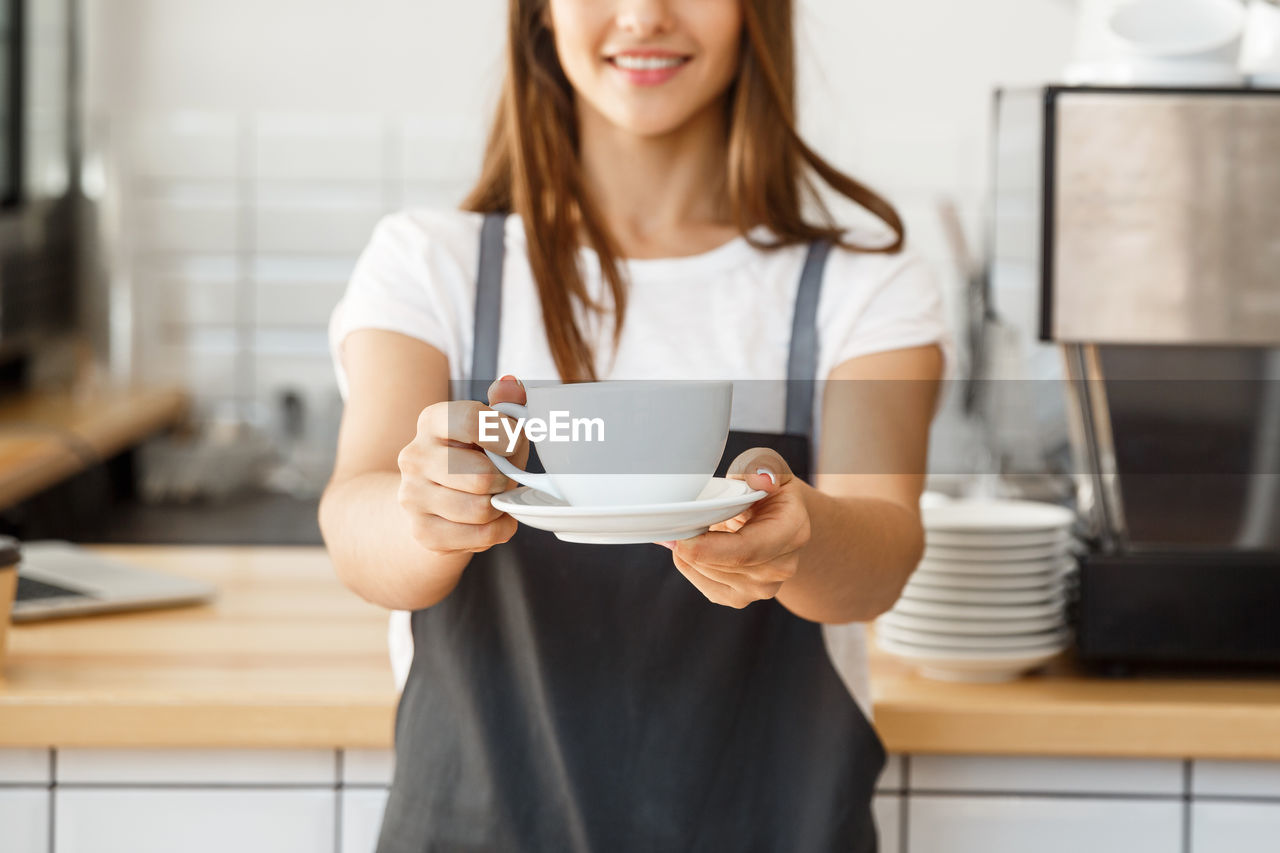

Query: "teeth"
<box><xmin>613</xmin><ymin>55</ymin><xmax>684</xmax><ymax>71</ymax></box>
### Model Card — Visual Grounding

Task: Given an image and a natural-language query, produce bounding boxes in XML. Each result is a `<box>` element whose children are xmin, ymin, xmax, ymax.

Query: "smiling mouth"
<box><xmin>606</xmin><ymin>54</ymin><xmax>692</xmax><ymax>72</ymax></box>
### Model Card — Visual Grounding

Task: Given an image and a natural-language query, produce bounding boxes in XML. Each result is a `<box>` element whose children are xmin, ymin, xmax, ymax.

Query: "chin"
<box><xmin>603</xmin><ymin>106</ymin><xmax>703</xmax><ymax>139</ymax></box>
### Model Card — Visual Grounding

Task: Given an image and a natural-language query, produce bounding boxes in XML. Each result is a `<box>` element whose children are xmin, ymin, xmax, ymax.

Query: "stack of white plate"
<box><xmin>876</xmin><ymin>499</ymin><xmax>1077</xmax><ymax>683</ymax></box>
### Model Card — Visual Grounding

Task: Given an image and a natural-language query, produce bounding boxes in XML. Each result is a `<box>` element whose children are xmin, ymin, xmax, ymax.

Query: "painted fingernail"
<box><xmin>755</xmin><ymin>467</ymin><xmax>777</xmax><ymax>486</ymax></box>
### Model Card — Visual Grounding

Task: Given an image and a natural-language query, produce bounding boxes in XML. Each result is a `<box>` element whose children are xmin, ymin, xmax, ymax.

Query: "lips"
<box><xmin>605</xmin><ymin>51</ymin><xmax>692</xmax><ymax>86</ymax></box>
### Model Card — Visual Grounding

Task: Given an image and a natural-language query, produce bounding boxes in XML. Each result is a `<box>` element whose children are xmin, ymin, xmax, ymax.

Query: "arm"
<box><xmin>318</xmin><ymin>329</ymin><xmax>526</xmax><ymax>611</ymax></box>
<box><xmin>777</xmin><ymin>344</ymin><xmax>943</xmax><ymax>622</ymax></box>
<box><xmin>665</xmin><ymin>344</ymin><xmax>943</xmax><ymax>624</ymax></box>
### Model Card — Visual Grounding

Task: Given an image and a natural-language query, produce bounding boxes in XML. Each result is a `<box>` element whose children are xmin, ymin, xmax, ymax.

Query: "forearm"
<box><xmin>318</xmin><ymin>471</ymin><xmax>470</xmax><ymax>611</ymax></box>
<box><xmin>776</xmin><ymin>484</ymin><xmax>924</xmax><ymax>624</ymax></box>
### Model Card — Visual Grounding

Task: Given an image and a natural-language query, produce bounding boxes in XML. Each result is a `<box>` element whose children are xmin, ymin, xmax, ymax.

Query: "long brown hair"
<box><xmin>463</xmin><ymin>0</ymin><xmax>905</xmax><ymax>383</ymax></box>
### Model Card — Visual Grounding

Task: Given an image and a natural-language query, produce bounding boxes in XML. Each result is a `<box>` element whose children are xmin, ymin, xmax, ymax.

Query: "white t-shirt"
<box><xmin>328</xmin><ymin>209</ymin><xmax>951</xmax><ymax>720</ymax></box>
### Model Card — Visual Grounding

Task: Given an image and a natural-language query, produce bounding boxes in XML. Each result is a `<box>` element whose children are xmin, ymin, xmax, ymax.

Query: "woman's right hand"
<box><xmin>396</xmin><ymin>375</ymin><xmax>529</xmax><ymax>557</ymax></box>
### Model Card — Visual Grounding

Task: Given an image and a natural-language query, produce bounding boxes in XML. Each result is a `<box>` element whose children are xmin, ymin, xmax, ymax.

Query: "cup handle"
<box><xmin>483</xmin><ymin>401</ymin><xmax>564</xmax><ymax>501</ymax></box>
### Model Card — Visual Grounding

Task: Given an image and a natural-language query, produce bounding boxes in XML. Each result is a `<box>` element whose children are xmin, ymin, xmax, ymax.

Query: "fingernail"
<box><xmin>755</xmin><ymin>467</ymin><xmax>777</xmax><ymax>486</ymax></box>
<box><xmin>500</xmin><ymin>374</ymin><xmax>524</xmax><ymax>389</ymax></box>
<box><xmin>658</xmin><ymin>541</ymin><xmax>676</xmax><ymax>550</ymax></box>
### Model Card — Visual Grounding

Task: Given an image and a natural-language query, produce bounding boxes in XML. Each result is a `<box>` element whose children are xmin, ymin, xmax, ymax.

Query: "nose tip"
<box><xmin>616</xmin><ymin>1</ymin><xmax>674</xmax><ymax>37</ymax></box>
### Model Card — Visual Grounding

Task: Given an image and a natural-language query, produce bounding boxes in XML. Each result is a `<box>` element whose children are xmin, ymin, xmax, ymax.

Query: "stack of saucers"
<box><xmin>875</xmin><ymin>499</ymin><xmax>1077</xmax><ymax>683</ymax></box>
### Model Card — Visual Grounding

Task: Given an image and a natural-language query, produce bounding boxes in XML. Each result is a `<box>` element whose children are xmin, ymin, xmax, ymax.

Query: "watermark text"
<box><xmin>478</xmin><ymin>410</ymin><xmax>605</xmax><ymax>453</ymax></box>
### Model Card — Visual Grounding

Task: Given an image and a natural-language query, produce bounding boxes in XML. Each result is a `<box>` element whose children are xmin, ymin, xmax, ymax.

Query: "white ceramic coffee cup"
<box><xmin>481</xmin><ymin>380</ymin><xmax>732</xmax><ymax>507</ymax></box>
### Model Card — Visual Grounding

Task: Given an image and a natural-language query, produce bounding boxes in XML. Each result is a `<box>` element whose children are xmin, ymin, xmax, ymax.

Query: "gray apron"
<box><xmin>376</xmin><ymin>214</ymin><xmax>887</xmax><ymax>853</ymax></box>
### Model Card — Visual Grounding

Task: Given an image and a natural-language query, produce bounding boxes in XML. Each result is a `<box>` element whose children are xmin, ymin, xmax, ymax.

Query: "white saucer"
<box><xmin>910</xmin><ymin>568</ymin><xmax>1065</xmax><ymax>591</ymax></box>
<box><xmin>916</xmin><ymin>554</ymin><xmax>1074</xmax><ymax>575</ymax></box>
<box><xmin>491</xmin><ymin>477</ymin><xmax>768</xmax><ymax>544</ymax></box>
<box><xmin>891</xmin><ymin>597</ymin><xmax>1065</xmax><ymax>621</ymax></box>
<box><xmin>879</xmin><ymin>611</ymin><xmax>1066</xmax><ymax>636</ymax></box>
<box><xmin>924</xmin><ymin>543</ymin><xmax>1070</xmax><ymax>563</ymax></box>
<box><xmin>876</xmin><ymin>621</ymin><xmax>1071</xmax><ymax>651</ymax></box>
<box><xmin>926</xmin><ymin>529</ymin><xmax>1070</xmax><ymax>549</ymax></box>
<box><xmin>903</xmin><ymin>580</ymin><xmax>1064</xmax><ymax>606</ymax></box>
<box><xmin>922</xmin><ymin>499</ymin><xmax>1075</xmax><ymax>534</ymax></box>
<box><xmin>875</xmin><ymin>633</ymin><xmax>1068</xmax><ymax>683</ymax></box>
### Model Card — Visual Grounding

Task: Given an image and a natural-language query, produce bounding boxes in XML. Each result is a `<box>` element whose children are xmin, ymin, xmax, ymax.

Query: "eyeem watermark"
<box><xmin>479</xmin><ymin>410</ymin><xmax>605</xmax><ymax>453</ymax></box>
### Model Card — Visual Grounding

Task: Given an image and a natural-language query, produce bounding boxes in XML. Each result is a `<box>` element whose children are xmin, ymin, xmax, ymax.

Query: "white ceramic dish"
<box><xmin>875</xmin><ymin>633</ymin><xmax>1068</xmax><ymax>683</ymax></box>
<box><xmin>492</xmin><ymin>477</ymin><xmax>767</xmax><ymax>544</ymax></box>
<box><xmin>909</xmin><ymin>567</ymin><xmax>1065</xmax><ymax>590</ymax></box>
<box><xmin>902</xmin><ymin>581</ymin><xmax>1065</xmax><ymax>605</ymax></box>
<box><xmin>916</xmin><ymin>555</ymin><xmax>1073</xmax><ymax>576</ymax></box>
<box><xmin>879</xmin><ymin>611</ymin><xmax>1066</xmax><ymax>636</ymax></box>
<box><xmin>925</xmin><ymin>529</ymin><xmax>1070</xmax><ymax>549</ymax></box>
<box><xmin>924</xmin><ymin>543</ymin><xmax>1070</xmax><ymax>563</ymax></box>
<box><xmin>921</xmin><ymin>499</ymin><xmax>1075</xmax><ymax>534</ymax></box>
<box><xmin>876</xmin><ymin>621</ymin><xmax>1071</xmax><ymax>651</ymax></box>
<box><xmin>891</xmin><ymin>596</ymin><xmax>1065</xmax><ymax>621</ymax></box>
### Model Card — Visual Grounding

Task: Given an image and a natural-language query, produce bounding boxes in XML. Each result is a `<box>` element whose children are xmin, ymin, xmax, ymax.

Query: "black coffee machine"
<box><xmin>992</xmin><ymin>86</ymin><xmax>1280</xmax><ymax>668</ymax></box>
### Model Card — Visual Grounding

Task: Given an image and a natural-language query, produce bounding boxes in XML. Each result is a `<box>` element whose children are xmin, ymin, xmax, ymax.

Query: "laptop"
<box><xmin>11</xmin><ymin>540</ymin><xmax>216</xmax><ymax>623</ymax></box>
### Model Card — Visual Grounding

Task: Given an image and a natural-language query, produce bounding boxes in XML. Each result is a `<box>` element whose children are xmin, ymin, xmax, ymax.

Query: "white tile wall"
<box><xmin>126</xmin><ymin>114</ymin><xmax>240</xmax><ymax>181</ymax></box>
<box><xmin>0</xmin><ymin>789</ymin><xmax>51</xmax><ymax>853</ymax></box>
<box><xmin>134</xmin><ymin>338</ymin><xmax>241</xmax><ymax>401</ymax></box>
<box><xmin>341</xmin><ymin>788</ymin><xmax>391</xmax><ymax>853</ymax></box>
<box><xmin>874</xmin><ymin>793</ymin><xmax>902</xmax><ymax>853</ymax></box>
<box><xmin>1192</xmin><ymin>801</ymin><xmax>1280</xmax><ymax>853</ymax></box>
<box><xmin>1193</xmin><ymin>760</ymin><xmax>1280</xmax><ymax>798</ymax></box>
<box><xmin>341</xmin><ymin>749</ymin><xmax>395</xmax><ymax>787</ymax></box>
<box><xmin>399</xmin><ymin>115</ymin><xmax>485</xmax><ymax>185</ymax></box>
<box><xmin>398</xmin><ymin>181</ymin><xmax>466</xmax><ymax>212</ymax></box>
<box><xmin>253</xmin><ymin>256</ymin><xmax>355</xmax><ymax>328</ymax></box>
<box><xmin>910</xmin><ymin>754</ymin><xmax>1185</xmax><ymax>796</ymax></box>
<box><xmin>252</xmin><ymin>192</ymin><xmax>387</xmax><ymax>257</ymax></box>
<box><xmin>0</xmin><ymin>749</ymin><xmax>52</xmax><ymax>784</ymax></box>
<box><xmin>878</xmin><ymin>754</ymin><xmax>905</xmax><ymax>791</ymax></box>
<box><xmin>908</xmin><ymin>795</ymin><xmax>1183</xmax><ymax>853</ymax></box>
<box><xmin>20</xmin><ymin>749</ymin><xmax>1280</xmax><ymax>851</ymax></box>
<box><xmin>56</xmin><ymin>748</ymin><xmax>337</xmax><ymax>785</ymax></box>
<box><xmin>55</xmin><ymin>788</ymin><xmax>335</xmax><ymax>853</ymax></box>
<box><xmin>255</xmin><ymin>280</ymin><xmax>348</xmax><ymax>328</ymax></box>
<box><xmin>129</xmin><ymin>194</ymin><xmax>240</xmax><ymax>256</ymax></box>
<box><xmin>253</xmin><ymin>116</ymin><xmax>387</xmax><ymax>183</ymax></box>
<box><xmin>136</xmin><ymin>270</ymin><xmax>240</xmax><ymax>330</ymax></box>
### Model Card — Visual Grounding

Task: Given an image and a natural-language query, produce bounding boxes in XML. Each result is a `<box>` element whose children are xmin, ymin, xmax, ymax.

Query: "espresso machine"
<box><xmin>990</xmin><ymin>86</ymin><xmax>1280</xmax><ymax>668</ymax></box>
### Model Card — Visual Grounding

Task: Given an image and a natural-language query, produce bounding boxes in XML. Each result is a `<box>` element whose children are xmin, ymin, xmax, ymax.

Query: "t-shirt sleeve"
<box><xmin>327</xmin><ymin>213</ymin><xmax>458</xmax><ymax>402</ymax></box>
<box><xmin>817</xmin><ymin>247</ymin><xmax>953</xmax><ymax>380</ymax></box>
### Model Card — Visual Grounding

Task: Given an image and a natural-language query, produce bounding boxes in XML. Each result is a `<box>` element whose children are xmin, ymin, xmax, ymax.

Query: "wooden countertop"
<box><xmin>3</xmin><ymin>546</ymin><xmax>1280</xmax><ymax>758</ymax></box>
<box><xmin>0</xmin><ymin>385</ymin><xmax>190</xmax><ymax>510</ymax></box>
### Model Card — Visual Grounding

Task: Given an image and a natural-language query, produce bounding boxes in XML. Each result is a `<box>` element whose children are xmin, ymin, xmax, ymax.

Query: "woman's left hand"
<box><xmin>659</xmin><ymin>448</ymin><xmax>811</xmax><ymax>609</ymax></box>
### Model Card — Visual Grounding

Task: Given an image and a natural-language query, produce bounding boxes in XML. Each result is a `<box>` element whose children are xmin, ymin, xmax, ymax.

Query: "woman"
<box><xmin>322</xmin><ymin>0</ymin><xmax>946</xmax><ymax>850</ymax></box>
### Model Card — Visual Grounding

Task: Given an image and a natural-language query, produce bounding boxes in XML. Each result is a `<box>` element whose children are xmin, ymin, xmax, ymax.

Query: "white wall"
<box><xmin>81</xmin><ymin>0</ymin><xmax>1075</xmax><ymax>444</ymax></box>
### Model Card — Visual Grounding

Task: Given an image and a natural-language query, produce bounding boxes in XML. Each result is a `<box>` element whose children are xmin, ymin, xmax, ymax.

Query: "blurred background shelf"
<box><xmin>0</xmin><ymin>385</ymin><xmax>323</xmax><ymax>546</ymax></box>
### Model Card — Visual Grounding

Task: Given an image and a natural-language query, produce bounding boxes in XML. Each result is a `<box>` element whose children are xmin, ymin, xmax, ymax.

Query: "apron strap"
<box><xmin>784</xmin><ymin>240</ymin><xmax>834</xmax><ymax>437</ymax></box>
<box><xmin>467</xmin><ymin>215</ymin><xmax>835</xmax><ymax>439</ymax></box>
<box><xmin>469</xmin><ymin>211</ymin><xmax>509</xmax><ymax>403</ymax></box>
